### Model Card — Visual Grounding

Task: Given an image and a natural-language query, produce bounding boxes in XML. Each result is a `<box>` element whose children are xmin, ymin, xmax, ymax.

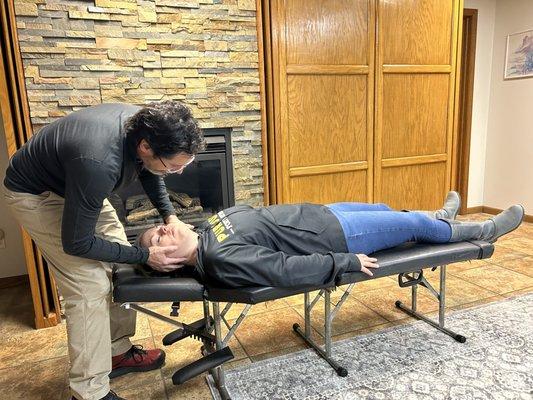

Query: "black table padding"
<box><xmin>113</xmin><ymin>265</ymin><xmax>206</xmax><ymax>303</ymax></box>
<box><xmin>113</xmin><ymin>241</ymin><xmax>494</xmax><ymax>304</ymax></box>
<box><xmin>337</xmin><ymin>240</ymin><xmax>494</xmax><ymax>286</ymax></box>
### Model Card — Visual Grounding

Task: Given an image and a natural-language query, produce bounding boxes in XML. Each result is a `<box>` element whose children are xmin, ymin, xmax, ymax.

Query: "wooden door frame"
<box><xmin>454</xmin><ymin>8</ymin><xmax>478</xmax><ymax>214</ymax></box>
<box><xmin>256</xmin><ymin>0</ymin><xmax>276</xmax><ymax>205</ymax></box>
<box><xmin>1</xmin><ymin>0</ymin><xmax>61</xmax><ymax>329</ymax></box>
<box><xmin>257</xmin><ymin>0</ymin><xmax>287</xmax><ymax>205</ymax></box>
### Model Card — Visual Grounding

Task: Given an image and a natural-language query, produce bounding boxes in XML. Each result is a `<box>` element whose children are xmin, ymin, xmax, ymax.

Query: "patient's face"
<box><xmin>140</xmin><ymin>225</ymin><xmax>180</xmax><ymax>248</ymax></box>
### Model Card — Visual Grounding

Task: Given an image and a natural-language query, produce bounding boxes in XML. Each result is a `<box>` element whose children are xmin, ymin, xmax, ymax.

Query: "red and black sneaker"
<box><xmin>109</xmin><ymin>345</ymin><xmax>166</xmax><ymax>379</ymax></box>
<box><xmin>72</xmin><ymin>390</ymin><xmax>126</xmax><ymax>400</ymax></box>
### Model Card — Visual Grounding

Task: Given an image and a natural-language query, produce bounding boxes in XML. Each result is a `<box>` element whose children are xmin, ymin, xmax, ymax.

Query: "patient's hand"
<box><xmin>355</xmin><ymin>254</ymin><xmax>379</xmax><ymax>277</ymax></box>
<box><xmin>147</xmin><ymin>245</ymin><xmax>188</xmax><ymax>272</ymax></box>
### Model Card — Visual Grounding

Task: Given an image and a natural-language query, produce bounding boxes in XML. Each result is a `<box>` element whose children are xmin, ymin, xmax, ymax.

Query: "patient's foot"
<box><xmin>485</xmin><ymin>204</ymin><xmax>525</xmax><ymax>242</ymax></box>
<box><xmin>435</xmin><ymin>191</ymin><xmax>461</xmax><ymax>219</ymax></box>
<box><xmin>448</xmin><ymin>204</ymin><xmax>524</xmax><ymax>242</ymax></box>
<box><xmin>110</xmin><ymin>345</ymin><xmax>165</xmax><ymax>379</ymax></box>
<box><xmin>411</xmin><ymin>191</ymin><xmax>461</xmax><ymax>219</ymax></box>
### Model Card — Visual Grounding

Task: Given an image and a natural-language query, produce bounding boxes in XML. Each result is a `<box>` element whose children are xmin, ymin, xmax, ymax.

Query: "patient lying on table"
<box><xmin>137</xmin><ymin>192</ymin><xmax>524</xmax><ymax>288</ymax></box>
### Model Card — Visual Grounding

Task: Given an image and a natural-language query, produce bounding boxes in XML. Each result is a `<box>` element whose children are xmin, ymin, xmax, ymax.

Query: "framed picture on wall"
<box><xmin>504</xmin><ymin>29</ymin><xmax>533</xmax><ymax>79</ymax></box>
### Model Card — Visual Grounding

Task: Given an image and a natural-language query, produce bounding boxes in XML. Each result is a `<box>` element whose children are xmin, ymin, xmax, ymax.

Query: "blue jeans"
<box><xmin>327</xmin><ymin>202</ymin><xmax>452</xmax><ymax>255</ymax></box>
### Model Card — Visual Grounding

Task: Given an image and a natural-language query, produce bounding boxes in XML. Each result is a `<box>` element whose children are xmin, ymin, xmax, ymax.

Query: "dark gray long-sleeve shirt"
<box><xmin>4</xmin><ymin>103</ymin><xmax>176</xmax><ymax>264</ymax></box>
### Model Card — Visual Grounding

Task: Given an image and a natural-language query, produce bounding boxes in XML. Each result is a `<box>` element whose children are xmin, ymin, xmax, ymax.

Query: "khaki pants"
<box><xmin>3</xmin><ymin>187</ymin><xmax>137</xmax><ymax>400</ymax></box>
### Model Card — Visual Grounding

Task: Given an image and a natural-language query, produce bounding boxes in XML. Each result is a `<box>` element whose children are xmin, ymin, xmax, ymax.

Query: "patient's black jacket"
<box><xmin>195</xmin><ymin>204</ymin><xmax>361</xmax><ymax>288</ymax></box>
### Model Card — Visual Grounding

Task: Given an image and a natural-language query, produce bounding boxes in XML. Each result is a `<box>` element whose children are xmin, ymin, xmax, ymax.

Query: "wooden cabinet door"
<box><xmin>271</xmin><ymin>0</ymin><xmax>375</xmax><ymax>204</ymax></box>
<box><xmin>374</xmin><ymin>0</ymin><xmax>461</xmax><ymax>210</ymax></box>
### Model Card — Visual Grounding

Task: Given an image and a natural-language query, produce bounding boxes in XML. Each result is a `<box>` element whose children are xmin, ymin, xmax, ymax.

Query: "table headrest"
<box><xmin>112</xmin><ymin>264</ymin><xmax>206</xmax><ymax>303</ymax></box>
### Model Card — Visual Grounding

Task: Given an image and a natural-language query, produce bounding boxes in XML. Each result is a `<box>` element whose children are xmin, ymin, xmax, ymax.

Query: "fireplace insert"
<box><xmin>109</xmin><ymin>128</ymin><xmax>235</xmax><ymax>243</ymax></box>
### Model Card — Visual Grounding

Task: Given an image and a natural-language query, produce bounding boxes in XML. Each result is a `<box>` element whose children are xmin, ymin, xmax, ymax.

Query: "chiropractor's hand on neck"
<box><xmin>147</xmin><ymin>246</ymin><xmax>187</xmax><ymax>272</ymax></box>
<box><xmin>165</xmin><ymin>214</ymin><xmax>194</xmax><ymax>230</ymax></box>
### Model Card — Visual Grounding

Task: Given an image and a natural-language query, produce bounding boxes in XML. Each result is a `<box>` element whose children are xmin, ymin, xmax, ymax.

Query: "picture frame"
<box><xmin>504</xmin><ymin>29</ymin><xmax>533</xmax><ymax>79</ymax></box>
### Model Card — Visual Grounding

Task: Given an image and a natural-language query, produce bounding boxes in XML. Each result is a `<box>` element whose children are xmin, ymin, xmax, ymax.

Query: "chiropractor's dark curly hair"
<box><xmin>124</xmin><ymin>100</ymin><xmax>206</xmax><ymax>158</ymax></box>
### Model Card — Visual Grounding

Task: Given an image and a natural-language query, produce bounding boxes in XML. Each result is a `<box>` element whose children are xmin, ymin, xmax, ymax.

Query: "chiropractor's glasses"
<box><xmin>158</xmin><ymin>155</ymin><xmax>195</xmax><ymax>174</ymax></box>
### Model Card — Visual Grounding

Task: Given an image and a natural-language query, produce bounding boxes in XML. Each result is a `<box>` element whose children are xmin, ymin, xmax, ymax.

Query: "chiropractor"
<box><xmin>3</xmin><ymin>100</ymin><xmax>205</xmax><ymax>400</ymax></box>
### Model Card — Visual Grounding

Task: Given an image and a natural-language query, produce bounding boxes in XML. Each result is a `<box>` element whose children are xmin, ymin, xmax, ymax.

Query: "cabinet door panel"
<box><xmin>290</xmin><ymin>171</ymin><xmax>368</xmax><ymax>204</ymax></box>
<box><xmin>287</xmin><ymin>74</ymin><xmax>367</xmax><ymax>167</ymax></box>
<box><xmin>273</xmin><ymin>0</ymin><xmax>374</xmax><ymax>204</ymax></box>
<box><xmin>381</xmin><ymin>0</ymin><xmax>453</xmax><ymax>65</ymax></box>
<box><xmin>382</xmin><ymin>74</ymin><xmax>449</xmax><ymax>159</ymax></box>
<box><xmin>380</xmin><ymin>163</ymin><xmax>447</xmax><ymax>211</ymax></box>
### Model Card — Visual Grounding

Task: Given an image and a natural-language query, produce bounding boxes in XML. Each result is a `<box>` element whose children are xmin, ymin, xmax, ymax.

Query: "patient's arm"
<box><xmin>203</xmin><ymin>243</ymin><xmax>362</xmax><ymax>288</ymax></box>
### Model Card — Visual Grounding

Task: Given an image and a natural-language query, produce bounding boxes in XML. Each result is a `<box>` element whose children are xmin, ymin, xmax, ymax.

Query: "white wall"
<box><xmin>0</xmin><ymin>113</ymin><xmax>28</xmax><ymax>278</ymax></box>
<box><xmin>484</xmin><ymin>0</ymin><xmax>533</xmax><ymax>214</ymax></box>
<box><xmin>464</xmin><ymin>0</ymin><xmax>496</xmax><ymax>208</ymax></box>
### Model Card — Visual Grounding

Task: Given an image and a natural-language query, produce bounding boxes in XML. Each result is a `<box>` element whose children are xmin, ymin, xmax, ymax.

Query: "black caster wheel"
<box><xmin>337</xmin><ymin>367</ymin><xmax>348</xmax><ymax>377</ymax></box>
<box><xmin>454</xmin><ymin>334</ymin><xmax>466</xmax><ymax>343</ymax></box>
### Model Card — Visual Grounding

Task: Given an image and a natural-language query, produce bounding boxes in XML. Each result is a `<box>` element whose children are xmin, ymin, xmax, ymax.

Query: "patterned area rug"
<box><xmin>208</xmin><ymin>294</ymin><xmax>533</xmax><ymax>400</ymax></box>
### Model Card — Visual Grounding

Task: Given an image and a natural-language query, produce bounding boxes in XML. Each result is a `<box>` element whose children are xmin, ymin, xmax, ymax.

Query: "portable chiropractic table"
<box><xmin>112</xmin><ymin>240</ymin><xmax>494</xmax><ymax>400</ymax></box>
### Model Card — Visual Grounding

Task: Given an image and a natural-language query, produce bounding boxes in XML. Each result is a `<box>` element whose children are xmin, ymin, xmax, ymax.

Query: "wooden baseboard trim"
<box><xmin>464</xmin><ymin>206</ymin><xmax>532</xmax><ymax>223</ymax></box>
<box><xmin>0</xmin><ymin>274</ymin><xmax>29</xmax><ymax>289</ymax></box>
<box><xmin>465</xmin><ymin>206</ymin><xmax>483</xmax><ymax>214</ymax></box>
<box><xmin>481</xmin><ymin>206</ymin><xmax>503</xmax><ymax>216</ymax></box>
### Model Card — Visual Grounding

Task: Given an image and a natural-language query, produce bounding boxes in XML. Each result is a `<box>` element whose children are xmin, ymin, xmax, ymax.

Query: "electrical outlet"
<box><xmin>0</xmin><ymin>229</ymin><xmax>5</xmax><ymax>249</ymax></box>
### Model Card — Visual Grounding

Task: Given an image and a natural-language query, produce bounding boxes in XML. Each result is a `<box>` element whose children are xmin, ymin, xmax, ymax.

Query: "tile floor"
<box><xmin>1</xmin><ymin>214</ymin><xmax>531</xmax><ymax>400</ymax></box>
